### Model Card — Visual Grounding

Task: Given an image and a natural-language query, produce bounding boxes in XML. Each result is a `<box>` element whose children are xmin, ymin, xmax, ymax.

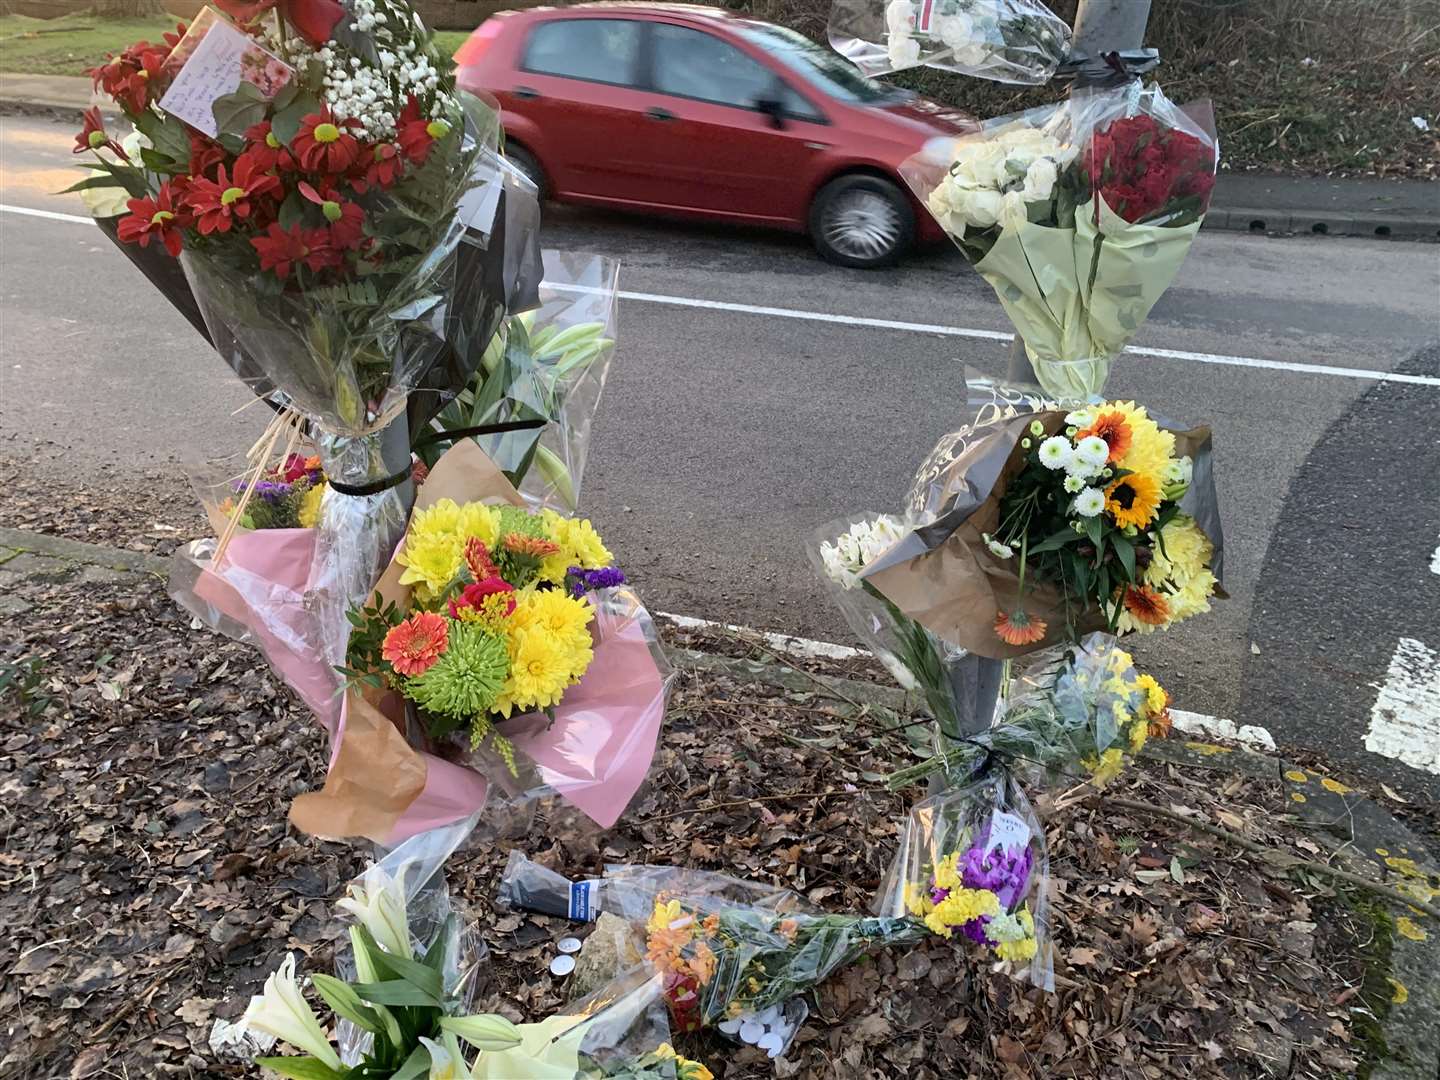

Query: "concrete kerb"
<box><xmin>0</xmin><ymin>526</ymin><xmax>1436</xmax><ymax>1073</ymax></box>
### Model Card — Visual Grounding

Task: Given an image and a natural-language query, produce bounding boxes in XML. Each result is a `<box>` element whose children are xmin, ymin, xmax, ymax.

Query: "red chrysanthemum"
<box><xmin>464</xmin><ymin>537</ymin><xmax>499</xmax><ymax>581</ymax></box>
<box><xmin>360</xmin><ymin>142</ymin><xmax>404</xmax><ymax>191</ymax></box>
<box><xmin>1121</xmin><ymin>584</ymin><xmax>1171</xmax><ymax>626</ymax></box>
<box><xmin>297</xmin><ymin>180</ymin><xmax>365</xmax><ymax>250</ymax></box>
<box><xmin>116</xmin><ymin>182</ymin><xmax>188</xmax><ymax>257</ymax></box>
<box><xmin>250</xmin><ymin>222</ymin><xmax>339</xmax><ymax>280</ymax></box>
<box><xmin>397</xmin><ymin>95</ymin><xmax>451</xmax><ymax>165</ymax></box>
<box><xmin>1077</xmin><ymin>409</ymin><xmax>1132</xmax><ymax>464</ymax></box>
<box><xmin>994</xmin><ymin>608</ymin><xmax>1047</xmax><ymax>647</ymax></box>
<box><xmin>74</xmin><ymin>106</ymin><xmax>125</xmax><ymax>159</ymax></box>
<box><xmin>184</xmin><ymin>151</ymin><xmax>281</xmax><ymax>235</ymax></box>
<box><xmin>189</xmin><ymin>132</ymin><xmax>228</xmax><ymax>179</ymax></box>
<box><xmin>292</xmin><ymin>110</ymin><xmax>362</xmax><ymax>173</ymax></box>
<box><xmin>381</xmin><ymin>611</ymin><xmax>449</xmax><ymax>676</ymax></box>
<box><xmin>104</xmin><ymin>45</ymin><xmax>166</xmax><ymax>113</ymax></box>
<box><xmin>162</xmin><ymin>21</ymin><xmax>189</xmax><ymax>50</ymax></box>
<box><xmin>243</xmin><ymin>120</ymin><xmax>296</xmax><ymax>173</ymax></box>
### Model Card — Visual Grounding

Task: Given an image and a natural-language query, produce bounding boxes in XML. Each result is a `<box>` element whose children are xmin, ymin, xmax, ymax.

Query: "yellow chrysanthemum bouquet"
<box><xmin>342</xmin><ymin>494</ymin><xmax>620</xmax><ymax>769</ymax></box>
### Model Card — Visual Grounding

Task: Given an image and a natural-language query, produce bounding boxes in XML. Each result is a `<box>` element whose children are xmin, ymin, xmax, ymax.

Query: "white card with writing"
<box><xmin>158</xmin><ymin>8</ymin><xmax>293</xmax><ymax>138</ymax></box>
<box><xmin>987</xmin><ymin>810</ymin><xmax>1031</xmax><ymax>854</ymax></box>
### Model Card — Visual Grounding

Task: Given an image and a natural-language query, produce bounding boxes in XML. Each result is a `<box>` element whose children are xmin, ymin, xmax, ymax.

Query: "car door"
<box><xmin>636</xmin><ymin>21</ymin><xmax>830</xmax><ymax>223</ymax></box>
<box><xmin>509</xmin><ymin>17</ymin><xmax>651</xmax><ymax>200</ymax></box>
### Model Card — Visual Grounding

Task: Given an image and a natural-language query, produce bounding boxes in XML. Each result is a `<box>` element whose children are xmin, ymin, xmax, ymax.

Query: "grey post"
<box><xmin>1005</xmin><ymin>0</ymin><xmax>1154</xmax><ymax>385</ymax></box>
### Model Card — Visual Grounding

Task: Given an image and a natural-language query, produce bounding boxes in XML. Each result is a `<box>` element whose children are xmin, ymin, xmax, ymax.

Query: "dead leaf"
<box><xmin>1067</xmin><ymin>947</ymin><xmax>1100</xmax><ymax>967</ymax></box>
<box><xmin>177</xmin><ymin>997</ymin><xmax>216</xmax><ymax>1027</ymax></box>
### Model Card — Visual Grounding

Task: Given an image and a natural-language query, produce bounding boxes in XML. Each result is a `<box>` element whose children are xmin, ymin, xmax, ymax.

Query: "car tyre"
<box><xmin>503</xmin><ymin>142</ymin><xmax>548</xmax><ymax>202</ymax></box>
<box><xmin>809</xmin><ymin>174</ymin><xmax>913</xmax><ymax>268</ymax></box>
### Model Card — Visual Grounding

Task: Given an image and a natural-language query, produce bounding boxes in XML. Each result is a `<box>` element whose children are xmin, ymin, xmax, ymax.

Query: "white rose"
<box><xmin>961</xmin><ymin>188</ymin><xmax>1003</xmax><ymax>227</ymax></box>
<box><xmin>1022</xmin><ymin>157</ymin><xmax>1058</xmax><ymax>202</ymax></box>
<box><xmin>953</xmin><ymin>142</ymin><xmax>1006</xmax><ymax>189</ymax></box>
<box><xmin>953</xmin><ymin>41</ymin><xmax>989</xmax><ymax>68</ymax></box>
<box><xmin>999</xmin><ymin>190</ymin><xmax>1029</xmax><ymax>229</ymax></box>
<box><xmin>885</xmin><ymin>0</ymin><xmax>915</xmax><ymax>37</ymax></box>
<box><xmin>887</xmin><ymin>35</ymin><xmax>921</xmax><ymax>68</ymax></box>
<box><xmin>937</xmin><ymin>11</ymin><xmax>974</xmax><ymax>51</ymax></box>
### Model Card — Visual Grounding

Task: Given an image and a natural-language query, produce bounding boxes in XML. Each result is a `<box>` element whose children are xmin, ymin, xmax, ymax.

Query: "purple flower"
<box><xmin>961</xmin><ymin>827</ymin><xmax>1034</xmax><ymax>911</ymax></box>
<box><xmin>566</xmin><ymin>565</ymin><xmax>626</xmax><ymax>598</ymax></box>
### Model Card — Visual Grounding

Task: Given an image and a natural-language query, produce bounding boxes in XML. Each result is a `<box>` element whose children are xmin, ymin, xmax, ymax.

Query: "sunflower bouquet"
<box><xmin>342</xmin><ymin>494</ymin><xmax>622</xmax><ymax>767</ymax></box>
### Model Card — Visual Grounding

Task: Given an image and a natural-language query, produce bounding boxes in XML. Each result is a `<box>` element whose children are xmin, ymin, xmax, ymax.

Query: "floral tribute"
<box><xmin>987</xmin><ymin>402</ymin><xmax>1217</xmax><ymax>645</ymax></box>
<box><xmin>217</xmin><ymin>452</ymin><xmax>327</xmax><ymax>530</ymax></box>
<box><xmin>342</xmin><ymin>498</ymin><xmax>622</xmax><ymax>766</ymax></box>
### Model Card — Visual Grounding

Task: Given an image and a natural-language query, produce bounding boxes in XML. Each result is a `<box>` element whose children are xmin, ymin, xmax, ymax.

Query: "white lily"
<box><xmin>420</xmin><ymin>1032</ymin><xmax>473</xmax><ymax>1078</ymax></box>
<box><xmin>238</xmin><ymin>954</ymin><xmax>343</xmax><ymax>1070</ymax></box>
<box><xmin>338</xmin><ymin>862</ymin><xmax>412</xmax><ymax>959</ymax></box>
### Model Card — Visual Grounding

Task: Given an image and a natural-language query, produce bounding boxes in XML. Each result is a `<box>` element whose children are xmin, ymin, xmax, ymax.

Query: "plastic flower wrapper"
<box><xmin>858</xmin><ymin>373</ymin><xmax>1224</xmax><ymax>658</ymax></box>
<box><xmin>873</xmin><ymin>768</ymin><xmax>1052</xmax><ymax>988</ymax></box>
<box><xmin>901</xmin><ymin>83</ymin><xmax>1218</xmax><ymax>400</ymax></box>
<box><xmin>239</xmin><ymin>820</ymin><xmax>524</xmax><ymax>1077</ymax></box>
<box><xmin>885</xmin><ymin>631</ymin><xmax>1173</xmax><ymax>790</ymax></box>
<box><xmin>807</xmin><ymin>513</ymin><xmax>1004</xmax><ymax>742</ymax></box>
<box><xmin>599</xmin><ymin>864</ymin><xmax>919</xmax><ymax>1056</ymax></box>
<box><xmin>420</xmin><ymin>250</ymin><xmax>619</xmax><ymax>511</ymax></box>
<box><xmin>828</xmin><ymin>0</ymin><xmax>1069</xmax><ymax>82</ymax></box>
<box><xmin>286</xmin><ymin>439</ymin><xmax>672</xmax><ymax>844</ymax></box>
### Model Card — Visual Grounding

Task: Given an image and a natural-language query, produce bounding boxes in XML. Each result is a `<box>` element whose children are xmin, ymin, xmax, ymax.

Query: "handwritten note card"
<box><xmin>159</xmin><ymin>7</ymin><xmax>293</xmax><ymax>138</ymax></box>
<box><xmin>987</xmin><ymin>810</ymin><xmax>1031</xmax><ymax>854</ymax></box>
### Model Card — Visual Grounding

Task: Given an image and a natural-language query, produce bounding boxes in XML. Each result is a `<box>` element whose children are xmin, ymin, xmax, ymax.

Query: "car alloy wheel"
<box><xmin>811</xmin><ymin>175</ymin><xmax>913</xmax><ymax>268</ymax></box>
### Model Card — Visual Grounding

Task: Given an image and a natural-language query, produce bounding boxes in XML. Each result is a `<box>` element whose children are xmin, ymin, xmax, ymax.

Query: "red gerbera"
<box><xmin>116</xmin><ymin>182</ymin><xmax>188</xmax><ymax>258</ymax></box>
<box><xmin>1076</xmin><ymin>409</ymin><xmax>1132</xmax><ymax>464</ymax></box>
<box><xmin>397</xmin><ymin>95</ymin><xmax>451</xmax><ymax>165</ymax></box>
<box><xmin>189</xmin><ymin>132</ymin><xmax>228</xmax><ymax>179</ymax></box>
<box><xmin>250</xmin><ymin>222</ymin><xmax>339</xmax><ymax>280</ymax></box>
<box><xmin>74</xmin><ymin>106</ymin><xmax>126</xmax><ymax>159</ymax></box>
<box><xmin>297</xmin><ymin>181</ymin><xmax>365</xmax><ymax>250</ymax></box>
<box><xmin>994</xmin><ymin>608</ymin><xmax>1047</xmax><ymax>647</ymax></box>
<box><xmin>243</xmin><ymin>120</ymin><xmax>296</xmax><ymax>173</ymax></box>
<box><xmin>292</xmin><ymin>110</ymin><xmax>362</xmax><ymax>173</ymax></box>
<box><xmin>381</xmin><ymin>612</ymin><xmax>449</xmax><ymax>676</ymax></box>
<box><xmin>184</xmin><ymin>152</ymin><xmax>281</xmax><ymax>235</ymax></box>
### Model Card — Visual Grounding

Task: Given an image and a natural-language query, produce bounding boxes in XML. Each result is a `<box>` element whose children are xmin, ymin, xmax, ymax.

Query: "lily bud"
<box><xmin>441</xmin><ymin>1013</ymin><xmax>524</xmax><ymax>1051</ymax></box>
<box><xmin>239</xmin><ymin>954</ymin><xmax>343</xmax><ymax>1069</ymax></box>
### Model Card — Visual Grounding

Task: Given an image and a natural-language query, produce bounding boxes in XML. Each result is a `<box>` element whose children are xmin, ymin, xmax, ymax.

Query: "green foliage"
<box><xmin>252</xmin><ymin>1059</ymin><xmax>345</xmax><ymax>1080</ymax></box>
<box><xmin>0</xmin><ymin>657</ymin><xmax>52</xmax><ymax>717</ymax></box>
<box><xmin>338</xmin><ymin>598</ymin><xmax>405</xmax><ymax>690</ymax></box>
<box><xmin>212</xmin><ymin>80</ymin><xmax>269</xmax><ymax>138</ymax></box>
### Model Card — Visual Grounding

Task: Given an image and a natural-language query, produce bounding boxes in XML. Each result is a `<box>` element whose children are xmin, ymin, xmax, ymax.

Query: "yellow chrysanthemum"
<box><xmin>932</xmin><ymin>852</ymin><xmax>962</xmax><ymax>893</ymax></box>
<box><xmin>1082</xmin><ymin>747</ymin><xmax>1126</xmax><ymax>786</ymax></box>
<box><xmin>396</xmin><ymin>499</ymin><xmax>501</xmax><ymax>601</ymax></box>
<box><xmin>509</xmin><ymin>588</ymin><xmax>595</xmax><ymax>658</ymax></box>
<box><xmin>536</xmin><ymin>510</ymin><xmax>614</xmax><ymax>584</ymax></box>
<box><xmin>924</xmin><ymin>887</ymin><xmax>1001</xmax><ymax>938</ymax></box>
<box><xmin>903</xmin><ymin>882</ymin><xmax>934</xmax><ymax>917</ymax></box>
<box><xmin>1129</xmin><ymin>717</ymin><xmax>1149</xmax><ymax>753</ymax></box>
<box><xmin>1168</xmin><ymin>568</ymin><xmax>1217</xmax><ymax>622</ymax></box>
<box><xmin>495</xmin><ymin>625</ymin><xmax>575</xmax><ymax>715</ymax></box>
<box><xmin>1136</xmin><ymin>673</ymin><xmax>1167</xmax><ymax>716</ymax></box>
<box><xmin>1106</xmin><ymin>401</ymin><xmax>1175</xmax><ymax>481</ymax></box>
<box><xmin>995</xmin><ymin>935</ymin><xmax>1038</xmax><ymax>964</ymax></box>
<box><xmin>298</xmin><ymin>483</ymin><xmax>325</xmax><ymax>529</ymax></box>
<box><xmin>1144</xmin><ymin>515</ymin><xmax>1211</xmax><ymax>588</ymax></box>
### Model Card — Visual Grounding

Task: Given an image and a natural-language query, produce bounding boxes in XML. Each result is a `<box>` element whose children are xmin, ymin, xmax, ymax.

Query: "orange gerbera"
<box><xmin>1078</xmin><ymin>409</ymin><xmax>1133</xmax><ymax>464</ymax></box>
<box><xmin>1148</xmin><ymin>707</ymin><xmax>1174</xmax><ymax>739</ymax></box>
<box><xmin>995</xmin><ymin>608</ymin><xmax>1047</xmax><ymax>646</ymax></box>
<box><xmin>1121</xmin><ymin>585</ymin><xmax>1171</xmax><ymax>626</ymax></box>
<box><xmin>381</xmin><ymin>611</ymin><xmax>449</xmax><ymax>675</ymax></box>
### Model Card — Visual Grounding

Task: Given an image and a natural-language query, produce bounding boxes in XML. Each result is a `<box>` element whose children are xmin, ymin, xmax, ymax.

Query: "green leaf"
<box><xmin>252</xmin><ymin>1058</ymin><xmax>345</xmax><ymax>1080</ymax></box>
<box><xmin>278</xmin><ymin>189</ymin><xmax>307</xmax><ymax>231</ymax></box>
<box><xmin>1111</xmin><ymin>533</ymin><xmax>1136</xmax><ymax>582</ymax></box>
<box><xmin>1083</xmin><ymin>515</ymin><xmax>1102</xmax><ymax>547</ymax></box>
<box><xmin>212</xmin><ymin>81</ymin><xmax>269</xmax><ymax>138</ymax></box>
<box><xmin>389</xmin><ymin>1045</ymin><xmax>432</xmax><ymax>1080</ymax></box>
<box><xmin>311</xmin><ymin>974</ymin><xmax>383</xmax><ymax>1035</ymax></box>
<box><xmin>59</xmin><ymin>174</ymin><xmax>127</xmax><ymax>196</ymax></box>
<box><xmin>352</xmin><ymin>980</ymin><xmax>441</xmax><ymax>1008</ymax></box>
<box><xmin>1028</xmin><ymin>526</ymin><xmax>1079</xmax><ymax>556</ymax></box>
<box><xmin>134</xmin><ymin>108</ymin><xmax>192</xmax><ymax>165</ymax></box>
<box><xmin>272</xmin><ymin>88</ymin><xmax>321</xmax><ymax>146</ymax></box>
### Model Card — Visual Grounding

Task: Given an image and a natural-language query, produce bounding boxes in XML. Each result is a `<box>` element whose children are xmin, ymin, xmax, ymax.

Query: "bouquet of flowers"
<box><xmin>873</xmin><ymin>770</ymin><xmax>1051</xmax><ymax>985</ymax></box>
<box><xmin>885</xmin><ymin>632</ymin><xmax>1172</xmax><ymax>789</ymax></box>
<box><xmin>903</xmin><ymin>84</ymin><xmax>1218</xmax><ymax>401</ymax></box>
<box><xmin>287</xmin><ymin>440</ymin><xmax>670</xmax><ymax>844</ymax></box>
<box><xmin>855</xmin><ymin>376</ymin><xmax>1223</xmax><ymax>658</ymax></box>
<box><xmin>206</xmin><ymin>451</ymin><xmax>328</xmax><ymax>532</ymax></box>
<box><xmin>828</xmin><ymin>0</ymin><xmax>1070</xmax><ymax>81</ymax></box>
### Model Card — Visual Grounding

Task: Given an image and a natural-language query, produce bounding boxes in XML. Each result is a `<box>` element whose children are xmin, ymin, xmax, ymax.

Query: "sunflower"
<box><xmin>1104</xmin><ymin>471</ymin><xmax>1162</xmax><ymax>529</ymax></box>
<box><xmin>1105</xmin><ymin>401</ymin><xmax>1175</xmax><ymax>480</ymax></box>
<box><xmin>1077</xmin><ymin>409</ymin><xmax>1132</xmax><ymax>464</ymax></box>
<box><xmin>995</xmin><ymin>608</ymin><xmax>1047</xmax><ymax>646</ymax></box>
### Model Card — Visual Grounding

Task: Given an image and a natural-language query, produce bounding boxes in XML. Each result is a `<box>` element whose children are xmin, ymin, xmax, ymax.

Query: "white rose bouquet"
<box><xmin>830</xmin><ymin>0</ymin><xmax>1069</xmax><ymax>82</ymax></box>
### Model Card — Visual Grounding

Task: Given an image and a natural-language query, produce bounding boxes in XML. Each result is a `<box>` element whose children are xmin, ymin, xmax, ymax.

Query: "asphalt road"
<box><xmin>2</xmin><ymin>111</ymin><xmax>1438</xmax><ymax>798</ymax></box>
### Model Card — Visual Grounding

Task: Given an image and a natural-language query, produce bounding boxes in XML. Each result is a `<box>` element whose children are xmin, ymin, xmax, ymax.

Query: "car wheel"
<box><xmin>503</xmin><ymin>142</ymin><xmax>547</xmax><ymax>202</ymax></box>
<box><xmin>810</xmin><ymin>174</ymin><xmax>913</xmax><ymax>268</ymax></box>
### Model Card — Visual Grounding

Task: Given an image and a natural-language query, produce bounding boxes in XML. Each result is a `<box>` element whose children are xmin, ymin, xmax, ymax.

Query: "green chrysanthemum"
<box><xmin>494</xmin><ymin>505</ymin><xmax>548</xmax><ymax>539</ymax></box>
<box><xmin>402</xmin><ymin>622</ymin><xmax>509</xmax><ymax>720</ymax></box>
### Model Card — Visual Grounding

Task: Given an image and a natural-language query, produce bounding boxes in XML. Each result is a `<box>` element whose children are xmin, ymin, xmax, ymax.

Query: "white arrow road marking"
<box><xmin>1366</xmin><ymin>637</ymin><xmax>1440</xmax><ymax>774</ymax></box>
<box><xmin>1430</xmin><ymin>535</ymin><xmax>1440</xmax><ymax>577</ymax></box>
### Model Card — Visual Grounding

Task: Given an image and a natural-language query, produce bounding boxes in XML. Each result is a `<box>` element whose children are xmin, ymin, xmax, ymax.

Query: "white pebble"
<box><xmin>717</xmin><ymin>1018</ymin><xmax>743</xmax><ymax>1035</ymax></box>
<box><xmin>548</xmin><ymin>954</ymin><xmax>575</xmax><ymax>977</ymax></box>
<box><xmin>739</xmin><ymin>1020</ymin><xmax>765</xmax><ymax>1044</ymax></box>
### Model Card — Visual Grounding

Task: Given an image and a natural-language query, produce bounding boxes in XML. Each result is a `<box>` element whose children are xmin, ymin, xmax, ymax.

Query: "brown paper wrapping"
<box><xmin>866</xmin><ymin>410</ymin><xmax>1215</xmax><ymax>660</ymax></box>
<box><xmin>289</xmin><ymin>440</ymin><xmax>525</xmax><ymax>840</ymax></box>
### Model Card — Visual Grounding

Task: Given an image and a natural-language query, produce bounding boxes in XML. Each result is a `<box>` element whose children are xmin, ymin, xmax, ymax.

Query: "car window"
<box><xmin>651</xmin><ymin>23</ymin><xmax>780</xmax><ymax>110</ymax></box>
<box><xmin>522</xmin><ymin>18</ymin><xmax>642</xmax><ymax>86</ymax></box>
<box><xmin>738</xmin><ymin>24</ymin><xmax>898</xmax><ymax>105</ymax></box>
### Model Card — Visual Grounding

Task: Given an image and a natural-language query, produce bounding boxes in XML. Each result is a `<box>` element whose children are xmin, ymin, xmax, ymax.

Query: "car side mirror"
<box><xmin>755</xmin><ymin>96</ymin><xmax>787</xmax><ymax>130</ymax></box>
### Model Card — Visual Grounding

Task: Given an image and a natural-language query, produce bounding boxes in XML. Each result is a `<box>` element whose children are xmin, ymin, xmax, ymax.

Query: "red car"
<box><xmin>455</xmin><ymin>3</ymin><xmax>976</xmax><ymax>267</ymax></box>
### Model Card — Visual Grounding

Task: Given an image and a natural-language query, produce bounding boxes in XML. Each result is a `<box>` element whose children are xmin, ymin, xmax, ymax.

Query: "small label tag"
<box><xmin>914</xmin><ymin>0</ymin><xmax>936</xmax><ymax>34</ymax></box>
<box><xmin>158</xmin><ymin>7</ymin><xmax>293</xmax><ymax>137</ymax></box>
<box><xmin>568</xmin><ymin>880</ymin><xmax>596</xmax><ymax>921</ymax></box>
<box><xmin>987</xmin><ymin>810</ymin><xmax>1031</xmax><ymax>854</ymax></box>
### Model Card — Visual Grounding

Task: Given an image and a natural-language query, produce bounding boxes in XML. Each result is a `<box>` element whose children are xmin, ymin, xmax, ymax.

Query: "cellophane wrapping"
<box><xmin>602</xmin><ymin>865</ymin><xmax>918</xmax><ymax>1056</ymax></box>
<box><xmin>902</xmin><ymin>83</ymin><xmax>1218</xmax><ymax>400</ymax></box>
<box><xmin>857</xmin><ymin>373</ymin><xmax>1224</xmax><ymax>658</ymax></box>
<box><xmin>334</xmin><ymin>813</ymin><xmax>489</xmax><ymax>1065</ymax></box>
<box><xmin>874</xmin><ymin>768</ymin><xmax>1054</xmax><ymax>989</ymax></box>
<box><xmin>422</xmin><ymin>250</ymin><xmax>620</xmax><ymax>511</ymax></box>
<box><xmin>829</xmin><ymin>0</ymin><xmax>1069</xmax><ymax>82</ymax></box>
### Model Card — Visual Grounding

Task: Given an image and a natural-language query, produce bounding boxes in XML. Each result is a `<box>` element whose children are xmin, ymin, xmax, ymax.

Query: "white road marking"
<box><xmin>1169</xmin><ymin>708</ymin><xmax>1278</xmax><ymax>753</ymax></box>
<box><xmin>1366</xmin><ymin>637</ymin><xmax>1440</xmax><ymax>774</ymax></box>
<box><xmin>5</xmin><ymin>202</ymin><xmax>1439</xmax><ymax>389</ymax></box>
<box><xmin>1431</xmin><ymin>535</ymin><xmax>1440</xmax><ymax>576</ymax></box>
